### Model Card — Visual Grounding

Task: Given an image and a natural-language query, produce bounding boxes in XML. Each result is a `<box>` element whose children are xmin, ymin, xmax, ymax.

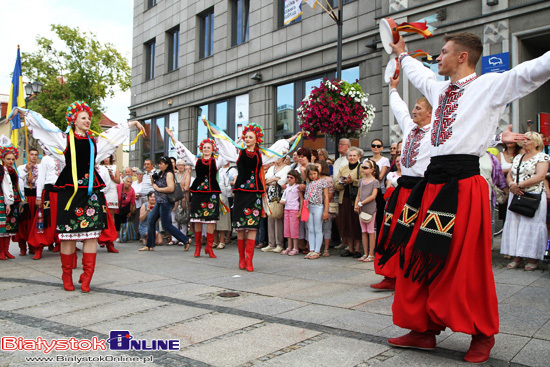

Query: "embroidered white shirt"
<box><xmin>390</xmin><ymin>90</ymin><xmax>432</xmax><ymax>177</ymax></box>
<box><xmin>399</xmin><ymin>51</ymin><xmax>550</xmax><ymax>157</ymax></box>
<box><xmin>36</xmin><ymin>155</ymin><xmax>65</xmax><ymax>199</ymax></box>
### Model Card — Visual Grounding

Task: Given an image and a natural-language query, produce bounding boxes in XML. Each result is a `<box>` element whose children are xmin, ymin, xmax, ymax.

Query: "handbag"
<box><xmin>360</xmin><ymin>212</ymin><xmax>373</xmax><ymax>223</ymax></box>
<box><xmin>167</xmin><ymin>179</ymin><xmax>184</xmax><ymax>203</ymax></box>
<box><xmin>268</xmin><ymin>200</ymin><xmax>284</xmax><ymax>219</ymax></box>
<box><xmin>300</xmin><ymin>180</ymin><xmax>318</xmax><ymax>222</ymax></box>
<box><xmin>508</xmin><ymin>154</ymin><xmax>542</xmax><ymax>218</ymax></box>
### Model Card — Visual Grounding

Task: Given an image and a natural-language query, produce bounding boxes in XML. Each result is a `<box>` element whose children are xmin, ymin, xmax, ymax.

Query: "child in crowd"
<box><xmin>355</xmin><ymin>159</ymin><xmax>380</xmax><ymax>262</ymax></box>
<box><xmin>303</xmin><ymin>164</ymin><xmax>330</xmax><ymax>259</ymax></box>
<box><xmin>280</xmin><ymin>170</ymin><xmax>303</xmax><ymax>256</ymax></box>
<box><xmin>316</xmin><ymin>160</ymin><xmax>334</xmax><ymax>257</ymax></box>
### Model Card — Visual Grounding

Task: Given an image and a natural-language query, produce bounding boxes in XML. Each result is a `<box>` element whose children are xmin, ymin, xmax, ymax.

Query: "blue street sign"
<box><xmin>482</xmin><ymin>52</ymin><xmax>509</xmax><ymax>74</ymax></box>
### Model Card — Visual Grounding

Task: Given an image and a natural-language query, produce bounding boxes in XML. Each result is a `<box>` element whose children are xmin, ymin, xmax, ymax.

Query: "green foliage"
<box><xmin>21</xmin><ymin>24</ymin><xmax>131</xmax><ymax>131</ymax></box>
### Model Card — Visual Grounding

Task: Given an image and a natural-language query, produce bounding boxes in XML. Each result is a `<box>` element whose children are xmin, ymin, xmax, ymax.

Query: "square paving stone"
<box><xmin>47</xmin><ymin>297</ymin><xmax>168</xmax><ymax>327</ymax></box>
<box><xmin>160</xmin><ymin>313</ymin><xmax>261</xmax><ymax>347</ymax></box>
<box><xmin>534</xmin><ymin>319</ymin><xmax>550</xmax><ymax>341</ymax></box>
<box><xmin>498</xmin><ymin>303</ymin><xmax>550</xmax><ymax>337</ymax></box>
<box><xmin>323</xmin><ymin>310</ymin><xmax>394</xmax><ymax>335</ymax></box>
<box><xmin>86</xmin><ymin>303</ymin><xmax>211</xmax><ymax>334</ymax></box>
<box><xmin>278</xmin><ymin>304</ymin><xmax>356</xmax><ymax>324</ymax></box>
<box><xmin>494</xmin><ymin>268</ymin><xmax>545</xmax><ymax>286</ymax></box>
<box><xmin>511</xmin><ymin>338</ymin><xmax>550</xmax><ymax>367</ymax></box>
<box><xmin>180</xmin><ymin>323</ymin><xmax>320</xmax><ymax>367</ymax></box>
<box><xmin>255</xmin><ymin>335</ymin><xmax>390</xmax><ymax>367</ymax></box>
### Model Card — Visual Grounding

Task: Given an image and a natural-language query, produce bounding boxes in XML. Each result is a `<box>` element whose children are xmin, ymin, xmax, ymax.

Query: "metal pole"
<box><xmin>336</xmin><ymin>0</ymin><xmax>343</xmax><ymax>80</ymax></box>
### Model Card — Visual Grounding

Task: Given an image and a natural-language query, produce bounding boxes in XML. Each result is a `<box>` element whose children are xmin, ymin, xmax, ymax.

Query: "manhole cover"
<box><xmin>218</xmin><ymin>292</ymin><xmax>240</xmax><ymax>298</ymax></box>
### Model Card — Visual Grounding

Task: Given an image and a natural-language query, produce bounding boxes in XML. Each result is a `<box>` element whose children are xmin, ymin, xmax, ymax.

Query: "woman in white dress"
<box><xmin>501</xmin><ymin>132</ymin><xmax>549</xmax><ymax>271</ymax></box>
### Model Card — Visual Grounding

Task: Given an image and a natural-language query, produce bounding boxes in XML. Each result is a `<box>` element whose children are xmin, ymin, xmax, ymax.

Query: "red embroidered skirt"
<box><xmin>392</xmin><ymin>175</ymin><xmax>499</xmax><ymax>336</ymax></box>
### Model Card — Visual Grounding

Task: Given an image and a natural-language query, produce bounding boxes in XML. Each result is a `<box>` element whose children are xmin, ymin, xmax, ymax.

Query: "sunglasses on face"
<box><xmin>361</xmin><ymin>166</ymin><xmax>372</xmax><ymax>169</ymax></box>
<box><xmin>371</xmin><ymin>144</ymin><xmax>383</xmax><ymax>148</ymax></box>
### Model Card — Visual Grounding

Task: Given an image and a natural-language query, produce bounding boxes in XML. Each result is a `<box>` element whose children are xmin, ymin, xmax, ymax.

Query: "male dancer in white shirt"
<box><xmin>372</xmin><ymin>73</ymin><xmax>432</xmax><ymax>291</ymax></box>
<box><xmin>16</xmin><ymin>148</ymin><xmax>40</xmax><ymax>256</ymax></box>
<box><xmin>387</xmin><ymin>32</ymin><xmax>549</xmax><ymax>363</ymax></box>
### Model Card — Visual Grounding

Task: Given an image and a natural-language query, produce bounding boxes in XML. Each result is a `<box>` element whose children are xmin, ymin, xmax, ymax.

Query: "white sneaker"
<box><xmin>261</xmin><ymin>246</ymin><xmax>276</xmax><ymax>252</ymax></box>
<box><xmin>273</xmin><ymin>245</ymin><xmax>284</xmax><ymax>253</ymax></box>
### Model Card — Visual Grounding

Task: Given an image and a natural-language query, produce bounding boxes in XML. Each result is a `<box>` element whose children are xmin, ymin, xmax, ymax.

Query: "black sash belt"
<box><xmin>380</xmin><ymin>154</ymin><xmax>480</xmax><ymax>285</ymax></box>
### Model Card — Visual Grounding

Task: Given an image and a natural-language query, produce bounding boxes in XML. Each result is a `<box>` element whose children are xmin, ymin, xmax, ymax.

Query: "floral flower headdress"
<box><xmin>0</xmin><ymin>135</ymin><xmax>19</xmax><ymax>160</ymax></box>
<box><xmin>242</xmin><ymin>123</ymin><xmax>264</xmax><ymax>145</ymax></box>
<box><xmin>199</xmin><ymin>138</ymin><xmax>218</xmax><ymax>154</ymax></box>
<box><xmin>65</xmin><ymin>101</ymin><xmax>93</xmax><ymax>127</ymax></box>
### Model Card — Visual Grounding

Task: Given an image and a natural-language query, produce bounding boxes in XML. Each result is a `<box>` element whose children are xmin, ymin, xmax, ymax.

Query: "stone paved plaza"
<box><xmin>0</xmin><ymin>238</ymin><xmax>549</xmax><ymax>367</ymax></box>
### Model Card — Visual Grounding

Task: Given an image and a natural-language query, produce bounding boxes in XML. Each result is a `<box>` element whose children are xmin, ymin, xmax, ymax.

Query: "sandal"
<box><xmin>358</xmin><ymin>255</ymin><xmax>368</xmax><ymax>261</ymax></box>
<box><xmin>304</xmin><ymin>251</ymin><xmax>313</xmax><ymax>259</ymax></box>
<box><xmin>364</xmin><ymin>255</ymin><xmax>375</xmax><ymax>262</ymax></box>
<box><xmin>138</xmin><ymin>246</ymin><xmax>149</xmax><ymax>251</ymax></box>
<box><xmin>507</xmin><ymin>261</ymin><xmax>522</xmax><ymax>269</ymax></box>
<box><xmin>322</xmin><ymin>250</ymin><xmax>330</xmax><ymax>257</ymax></box>
<box><xmin>524</xmin><ymin>262</ymin><xmax>538</xmax><ymax>271</ymax></box>
<box><xmin>309</xmin><ymin>252</ymin><xmax>320</xmax><ymax>259</ymax></box>
<box><xmin>288</xmin><ymin>249</ymin><xmax>299</xmax><ymax>256</ymax></box>
<box><xmin>281</xmin><ymin>248</ymin><xmax>290</xmax><ymax>255</ymax></box>
<box><xmin>217</xmin><ymin>243</ymin><xmax>225</xmax><ymax>249</ymax></box>
<box><xmin>184</xmin><ymin>239</ymin><xmax>192</xmax><ymax>251</ymax></box>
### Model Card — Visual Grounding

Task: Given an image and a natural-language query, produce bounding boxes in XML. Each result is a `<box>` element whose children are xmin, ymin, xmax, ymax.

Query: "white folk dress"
<box><xmin>501</xmin><ymin>152</ymin><xmax>549</xmax><ymax>260</ymax></box>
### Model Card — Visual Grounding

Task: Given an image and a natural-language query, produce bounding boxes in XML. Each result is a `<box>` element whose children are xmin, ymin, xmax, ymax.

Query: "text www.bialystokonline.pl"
<box><xmin>25</xmin><ymin>355</ymin><xmax>154</xmax><ymax>363</ymax></box>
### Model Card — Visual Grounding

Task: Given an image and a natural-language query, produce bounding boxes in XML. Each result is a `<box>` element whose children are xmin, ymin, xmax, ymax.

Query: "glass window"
<box><xmin>278</xmin><ymin>0</ymin><xmax>302</xmax><ymax>28</ymax></box>
<box><xmin>154</xmin><ymin>116</ymin><xmax>165</xmax><ymax>158</ymax></box>
<box><xmin>216</xmin><ymin>102</ymin><xmax>228</xmax><ymax>133</ymax></box>
<box><xmin>341</xmin><ymin>66</ymin><xmax>359</xmax><ymax>83</ymax></box>
<box><xmin>146</xmin><ymin>0</ymin><xmax>157</xmax><ymax>10</ymax></box>
<box><xmin>145</xmin><ymin>39</ymin><xmax>155</xmax><ymax>80</ymax></box>
<box><xmin>142</xmin><ymin>119</ymin><xmax>151</xmax><ymax>165</ymax></box>
<box><xmin>232</xmin><ymin>0</ymin><xmax>249</xmax><ymax>46</ymax></box>
<box><xmin>200</xmin><ymin>9</ymin><xmax>215</xmax><ymax>59</ymax></box>
<box><xmin>305</xmin><ymin>78</ymin><xmax>322</xmax><ymax>96</ymax></box>
<box><xmin>276</xmin><ymin>83</ymin><xmax>295</xmax><ymax>137</ymax></box>
<box><xmin>329</xmin><ymin>0</ymin><xmax>355</xmax><ymax>7</ymax></box>
<box><xmin>167</xmin><ymin>27</ymin><xmax>179</xmax><ymax>72</ymax></box>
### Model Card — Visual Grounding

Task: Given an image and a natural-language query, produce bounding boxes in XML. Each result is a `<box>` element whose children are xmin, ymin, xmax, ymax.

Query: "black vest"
<box><xmin>233</xmin><ymin>149</ymin><xmax>265</xmax><ymax>193</ymax></box>
<box><xmin>189</xmin><ymin>157</ymin><xmax>221</xmax><ymax>193</ymax></box>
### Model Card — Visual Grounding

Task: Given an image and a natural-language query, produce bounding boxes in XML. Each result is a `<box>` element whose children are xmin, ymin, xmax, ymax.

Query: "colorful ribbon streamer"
<box><xmin>395</xmin><ymin>21</ymin><xmax>433</xmax><ymax>39</ymax></box>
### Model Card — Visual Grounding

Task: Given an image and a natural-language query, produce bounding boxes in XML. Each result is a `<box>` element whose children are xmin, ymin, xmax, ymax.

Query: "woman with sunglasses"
<box><xmin>369</xmin><ymin>139</ymin><xmax>390</xmax><ymax>238</ymax></box>
<box><xmin>140</xmin><ymin>156</ymin><xmax>191</xmax><ymax>251</ymax></box>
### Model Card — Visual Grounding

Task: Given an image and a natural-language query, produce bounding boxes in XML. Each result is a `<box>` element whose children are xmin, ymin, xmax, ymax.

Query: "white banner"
<box><xmin>303</xmin><ymin>0</ymin><xmax>318</xmax><ymax>9</ymax></box>
<box><xmin>284</xmin><ymin>0</ymin><xmax>302</xmax><ymax>25</ymax></box>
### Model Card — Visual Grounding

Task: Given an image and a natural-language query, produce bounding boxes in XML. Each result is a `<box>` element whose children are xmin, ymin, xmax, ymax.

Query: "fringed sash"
<box><xmin>375</xmin><ymin>175</ymin><xmax>423</xmax><ymax>259</ymax></box>
<box><xmin>381</xmin><ymin>155</ymin><xmax>480</xmax><ymax>285</ymax></box>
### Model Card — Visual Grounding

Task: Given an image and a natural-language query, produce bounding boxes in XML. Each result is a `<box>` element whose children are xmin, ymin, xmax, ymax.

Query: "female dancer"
<box><xmin>10</xmin><ymin>102</ymin><xmax>145</xmax><ymax>292</ymax></box>
<box><xmin>207</xmin><ymin>120</ymin><xmax>299</xmax><ymax>271</ymax></box>
<box><xmin>166</xmin><ymin>128</ymin><xmax>227</xmax><ymax>258</ymax></box>
<box><xmin>0</xmin><ymin>138</ymin><xmax>19</xmax><ymax>260</ymax></box>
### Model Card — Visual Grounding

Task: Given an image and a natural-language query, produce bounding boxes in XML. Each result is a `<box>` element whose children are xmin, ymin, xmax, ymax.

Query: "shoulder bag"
<box><xmin>508</xmin><ymin>155</ymin><xmax>541</xmax><ymax>218</ymax></box>
<box><xmin>167</xmin><ymin>175</ymin><xmax>185</xmax><ymax>203</ymax></box>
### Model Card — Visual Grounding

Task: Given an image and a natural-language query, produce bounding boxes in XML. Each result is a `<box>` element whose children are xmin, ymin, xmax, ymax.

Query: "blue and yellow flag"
<box><xmin>7</xmin><ymin>46</ymin><xmax>25</xmax><ymax>147</ymax></box>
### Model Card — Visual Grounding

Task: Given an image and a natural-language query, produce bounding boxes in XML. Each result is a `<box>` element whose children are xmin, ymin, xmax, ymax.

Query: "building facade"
<box><xmin>129</xmin><ymin>0</ymin><xmax>550</xmax><ymax>167</ymax></box>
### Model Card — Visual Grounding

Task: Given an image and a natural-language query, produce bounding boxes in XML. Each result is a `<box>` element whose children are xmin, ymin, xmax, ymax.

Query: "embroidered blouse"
<box><xmin>390</xmin><ymin>89</ymin><xmax>432</xmax><ymax>177</ymax></box>
<box><xmin>399</xmin><ymin>51</ymin><xmax>550</xmax><ymax>157</ymax></box>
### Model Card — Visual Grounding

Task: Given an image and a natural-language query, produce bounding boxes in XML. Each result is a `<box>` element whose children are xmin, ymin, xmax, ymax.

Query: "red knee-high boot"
<box><xmin>0</xmin><ymin>241</ymin><xmax>6</xmax><ymax>260</ymax></box>
<box><xmin>79</xmin><ymin>253</ymin><xmax>97</xmax><ymax>293</ymax></box>
<box><xmin>18</xmin><ymin>240</ymin><xmax>27</xmax><ymax>256</ymax></box>
<box><xmin>105</xmin><ymin>241</ymin><xmax>119</xmax><ymax>253</ymax></box>
<box><xmin>60</xmin><ymin>253</ymin><xmax>75</xmax><ymax>291</ymax></box>
<box><xmin>237</xmin><ymin>239</ymin><xmax>246</xmax><ymax>270</ymax></box>
<box><xmin>205</xmin><ymin>233</ymin><xmax>217</xmax><ymax>258</ymax></box>
<box><xmin>72</xmin><ymin>252</ymin><xmax>78</xmax><ymax>269</ymax></box>
<box><xmin>32</xmin><ymin>246</ymin><xmax>43</xmax><ymax>260</ymax></box>
<box><xmin>245</xmin><ymin>239</ymin><xmax>255</xmax><ymax>272</ymax></box>
<box><xmin>4</xmin><ymin>238</ymin><xmax>15</xmax><ymax>259</ymax></box>
<box><xmin>194</xmin><ymin>231</ymin><xmax>202</xmax><ymax>257</ymax></box>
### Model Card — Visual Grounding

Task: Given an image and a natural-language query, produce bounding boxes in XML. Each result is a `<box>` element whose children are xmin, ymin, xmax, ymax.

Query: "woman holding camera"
<box><xmin>139</xmin><ymin>156</ymin><xmax>191</xmax><ymax>251</ymax></box>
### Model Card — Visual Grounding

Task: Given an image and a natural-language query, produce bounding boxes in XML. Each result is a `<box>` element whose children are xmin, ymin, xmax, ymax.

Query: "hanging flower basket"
<box><xmin>297</xmin><ymin>79</ymin><xmax>375</xmax><ymax>140</ymax></box>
